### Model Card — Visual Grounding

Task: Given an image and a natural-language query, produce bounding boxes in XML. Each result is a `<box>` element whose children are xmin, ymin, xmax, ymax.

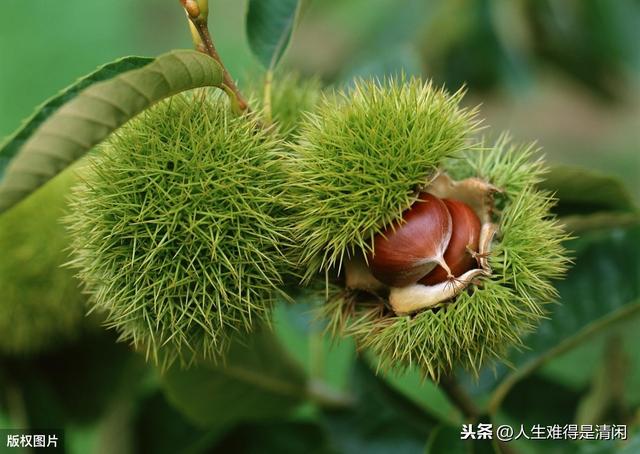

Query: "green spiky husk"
<box><xmin>322</xmin><ymin>137</ymin><xmax>570</xmax><ymax>380</ymax></box>
<box><xmin>65</xmin><ymin>91</ymin><xmax>292</xmax><ymax>368</ymax></box>
<box><xmin>266</xmin><ymin>73</ymin><xmax>322</xmax><ymax>137</ymax></box>
<box><xmin>0</xmin><ymin>170</ymin><xmax>86</xmax><ymax>355</ymax></box>
<box><xmin>287</xmin><ymin>77</ymin><xmax>480</xmax><ymax>281</ymax></box>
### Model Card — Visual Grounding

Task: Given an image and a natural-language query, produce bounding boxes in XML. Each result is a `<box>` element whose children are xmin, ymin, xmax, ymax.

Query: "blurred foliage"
<box><xmin>291</xmin><ymin>0</ymin><xmax>640</xmax><ymax>97</ymax></box>
<box><xmin>0</xmin><ymin>169</ymin><xmax>86</xmax><ymax>355</ymax></box>
<box><xmin>288</xmin><ymin>0</ymin><xmax>640</xmax><ymax>199</ymax></box>
<box><xmin>1</xmin><ymin>0</ymin><xmax>639</xmax><ymax>453</ymax></box>
<box><xmin>540</xmin><ymin>166</ymin><xmax>637</xmax><ymax>216</ymax></box>
<box><xmin>161</xmin><ymin>326</ymin><xmax>308</xmax><ymax>430</ymax></box>
<box><xmin>0</xmin><ymin>56</ymin><xmax>152</xmax><ymax>184</ymax></box>
<box><xmin>419</xmin><ymin>0</ymin><xmax>640</xmax><ymax>99</ymax></box>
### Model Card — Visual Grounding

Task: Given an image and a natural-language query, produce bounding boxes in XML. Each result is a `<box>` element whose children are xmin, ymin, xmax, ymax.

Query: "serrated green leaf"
<box><xmin>540</xmin><ymin>165</ymin><xmax>638</xmax><ymax>216</ymax></box>
<box><xmin>0</xmin><ymin>56</ymin><xmax>153</xmax><ymax>181</ymax></box>
<box><xmin>0</xmin><ymin>50</ymin><xmax>224</xmax><ymax>214</ymax></box>
<box><xmin>485</xmin><ymin>226</ymin><xmax>640</xmax><ymax>413</ymax></box>
<box><xmin>246</xmin><ymin>0</ymin><xmax>302</xmax><ymax>69</ymax></box>
<box><xmin>161</xmin><ymin>327</ymin><xmax>308</xmax><ymax>429</ymax></box>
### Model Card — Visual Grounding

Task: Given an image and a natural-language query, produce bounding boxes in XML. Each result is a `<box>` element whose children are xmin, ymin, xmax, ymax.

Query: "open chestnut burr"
<box><xmin>345</xmin><ymin>173</ymin><xmax>499</xmax><ymax>315</ymax></box>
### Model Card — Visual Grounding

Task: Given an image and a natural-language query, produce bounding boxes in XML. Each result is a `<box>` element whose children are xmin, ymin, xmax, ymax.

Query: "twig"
<box><xmin>180</xmin><ymin>0</ymin><xmax>250</xmax><ymax>112</ymax></box>
<box><xmin>439</xmin><ymin>374</ymin><xmax>481</xmax><ymax>421</ymax></box>
<box><xmin>439</xmin><ymin>375</ymin><xmax>520</xmax><ymax>454</ymax></box>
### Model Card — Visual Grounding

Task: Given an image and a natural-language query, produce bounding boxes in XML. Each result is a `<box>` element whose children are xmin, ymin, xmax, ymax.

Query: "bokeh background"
<box><xmin>1</xmin><ymin>0</ymin><xmax>638</xmax><ymax>198</ymax></box>
<box><xmin>0</xmin><ymin>1</ymin><xmax>639</xmax><ymax>453</ymax></box>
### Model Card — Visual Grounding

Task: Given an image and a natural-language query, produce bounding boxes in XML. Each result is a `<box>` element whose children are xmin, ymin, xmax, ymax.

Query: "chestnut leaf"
<box><xmin>466</xmin><ymin>225</ymin><xmax>640</xmax><ymax>413</ymax></box>
<box><xmin>161</xmin><ymin>327</ymin><xmax>307</xmax><ymax>430</ymax></box>
<box><xmin>539</xmin><ymin>165</ymin><xmax>638</xmax><ymax>216</ymax></box>
<box><xmin>320</xmin><ymin>360</ymin><xmax>438</xmax><ymax>454</ymax></box>
<box><xmin>246</xmin><ymin>0</ymin><xmax>303</xmax><ymax>70</ymax></box>
<box><xmin>0</xmin><ymin>50</ymin><xmax>224</xmax><ymax>214</ymax></box>
<box><xmin>0</xmin><ymin>55</ymin><xmax>152</xmax><ymax>182</ymax></box>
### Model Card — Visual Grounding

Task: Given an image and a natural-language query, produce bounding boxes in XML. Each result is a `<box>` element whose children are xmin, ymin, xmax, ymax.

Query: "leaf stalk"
<box><xmin>180</xmin><ymin>0</ymin><xmax>250</xmax><ymax>112</ymax></box>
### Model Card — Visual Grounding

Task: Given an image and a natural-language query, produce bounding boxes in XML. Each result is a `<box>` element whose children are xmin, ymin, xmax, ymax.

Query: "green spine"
<box><xmin>66</xmin><ymin>91</ymin><xmax>293</xmax><ymax>368</ymax></box>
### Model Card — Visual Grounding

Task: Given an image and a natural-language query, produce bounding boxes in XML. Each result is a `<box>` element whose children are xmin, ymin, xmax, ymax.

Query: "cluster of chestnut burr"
<box><xmin>345</xmin><ymin>174</ymin><xmax>498</xmax><ymax>315</ymax></box>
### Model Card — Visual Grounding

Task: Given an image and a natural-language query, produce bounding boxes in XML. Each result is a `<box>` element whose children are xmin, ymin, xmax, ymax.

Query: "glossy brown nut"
<box><xmin>368</xmin><ymin>193</ymin><xmax>452</xmax><ymax>287</ymax></box>
<box><xmin>419</xmin><ymin>198</ymin><xmax>481</xmax><ymax>286</ymax></box>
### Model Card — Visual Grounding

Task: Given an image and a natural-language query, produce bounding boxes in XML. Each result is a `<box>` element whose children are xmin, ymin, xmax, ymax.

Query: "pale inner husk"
<box><xmin>345</xmin><ymin>172</ymin><xmax>500</xmax><ymax>315</ymax></box>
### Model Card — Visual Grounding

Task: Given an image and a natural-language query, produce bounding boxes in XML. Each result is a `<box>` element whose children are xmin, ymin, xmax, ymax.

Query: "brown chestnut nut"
<box><xmin>368</xmin><ymin>193</ymin><xmax>452</xmax><ymax>287</ymax></box>
<box><xmin>419</xmin><ymin>198</ymin><xmax>481</xmax><ymax>286</ymax></box>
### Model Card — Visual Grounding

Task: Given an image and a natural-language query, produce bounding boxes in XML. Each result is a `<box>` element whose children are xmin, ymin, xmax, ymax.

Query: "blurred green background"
<box><xmin>1</xmin><ymin>0</ymin><xmax>638</xmax><ymax>198</ymax></box>
<box><xmin>1</xmin><ymin>1</ymin><xmax>639</xmax><ymax>453</ymax></box>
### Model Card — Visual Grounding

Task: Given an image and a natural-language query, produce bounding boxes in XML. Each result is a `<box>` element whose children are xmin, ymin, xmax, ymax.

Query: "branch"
<box><xmin>180</xmin><ymin>0</ymin><xmax>250</xmax><ymax>113</ymax></box>
<box><xmin>488</xmin><ymin>302</ymin><xmax>640</xmax><ymax>415</ymax></box>
<box><xmin>439</xmin><ymin>374</ymin><xmax>481</xmax><ymax>421</ymax></box>
<box><xmin>439</xmin><ymin>375</ymin><xmax>521</xmax><ymax>454</ymax></box>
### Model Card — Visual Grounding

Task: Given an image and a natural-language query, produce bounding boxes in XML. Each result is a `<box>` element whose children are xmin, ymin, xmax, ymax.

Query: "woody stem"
<box><xmin>189</xmin><ymin>17</ymin><xmax>249</xmax><ymax>112</ymax></box>
<box><xmin>439</xmin><ymin>374</ymin><xmax>481</xmax><ymax>421</ymax></box>
<box><xmin>179</xmin><ymin>0</ymin><xmax>249</xmax><ymax>112</ymax></box>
